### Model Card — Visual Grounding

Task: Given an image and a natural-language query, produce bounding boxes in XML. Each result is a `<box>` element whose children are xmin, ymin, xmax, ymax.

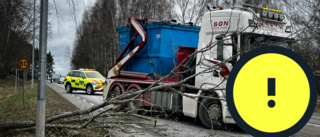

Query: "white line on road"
<box><xmin>76</xmin><ymin>96</ymin><xmax>80</xmax><ymax>98</ymax></box>
<box><xmin>83</xmin><ymin>99</ymin><xmax>86</xmax><ymax>102</ymax></box>
<box><xmin>90</xmin><ymin>103</ymin><xmax>95</xmax><ymax>106</ymax></box>
<box><xmin>307</xmin><ymin>123</ymin><xmax>320</xmax><ymax>127</ymax></box>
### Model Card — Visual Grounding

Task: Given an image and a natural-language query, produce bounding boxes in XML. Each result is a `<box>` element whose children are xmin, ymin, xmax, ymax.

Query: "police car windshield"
<box><xmin>85</xmin><ymin>72</ymin><xmax>104</xmax><ymax>78</ymax></box>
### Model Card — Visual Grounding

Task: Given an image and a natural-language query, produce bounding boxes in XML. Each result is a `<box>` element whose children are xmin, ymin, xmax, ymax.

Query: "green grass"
<box><xmin>0</xmin><ymin>76</ymin><xmax>107</xmax><ymax>136</ymax></box>
<box><xmin>0</xmin><ymin>83</ymin><xmax>78</xmax><ymax>123</ymax></box>
<box><xmin>0</xmin><ymin>76</ymin><xmax>19</xmax><ymax>102</ymax></box>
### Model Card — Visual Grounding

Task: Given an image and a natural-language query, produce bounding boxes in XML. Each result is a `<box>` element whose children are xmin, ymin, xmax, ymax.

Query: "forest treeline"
<box><xmin>0</xmin><ymin>0</ymin><xmax>319</xmax><ymax>79</ymax></box>
<box><xmin>71</xmin><ymin>0</ymin><xmax>320</xmax><ymax>75</ymax></box>
<box><xmin>71</xmin><ymin>0</ymin><xmax>176</xmax><ymax>74</ymax></box>
<box><xmin>0</xmin><ymin>0</ymin><xmax>54</xmax><ymax>79</ymax></box>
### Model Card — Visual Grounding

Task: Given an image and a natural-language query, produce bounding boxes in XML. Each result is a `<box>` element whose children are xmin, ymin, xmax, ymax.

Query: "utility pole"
<box><xmin>36</xmin><ymin>0</ymin><xmax>48</xmax><ymax>136</ymax></box>
<box><xmin>31</xmin><ymin>0</ymin><xmax>36</xmax><ymax>88</ymax></box>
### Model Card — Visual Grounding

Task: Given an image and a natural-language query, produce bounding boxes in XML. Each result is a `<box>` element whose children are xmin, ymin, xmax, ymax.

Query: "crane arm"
<box><xmin>107</xmin><ymin>17</ymin><xmax>148</xmax><ymax>78</ymax></box>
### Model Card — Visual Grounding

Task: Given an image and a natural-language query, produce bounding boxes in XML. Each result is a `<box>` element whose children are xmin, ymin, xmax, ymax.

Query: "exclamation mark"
<box><xmin>268</xmin><ymin>78</ymin><xmax>276</xmax><ymax>108</ymax></box>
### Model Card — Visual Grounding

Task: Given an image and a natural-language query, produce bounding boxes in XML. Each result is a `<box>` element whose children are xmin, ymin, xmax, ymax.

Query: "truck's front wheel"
<box><xmin>198</xmin><ymin>96</ymin><xmax>224</xmax><ymax>129</ymax></box>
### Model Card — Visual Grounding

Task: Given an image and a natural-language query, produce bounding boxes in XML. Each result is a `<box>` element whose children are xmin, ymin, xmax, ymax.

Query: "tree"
<box><xmin>32</xmin><ymin>48</ymin><xmax>55</xmax><ymax>78</ymax></box>
<box><xmin>0</xmin><ymin>0</ymin><xmax>39</xmax><ymax>79</ymax></box>
<box><xmin>71</xmin><ymin>0</ymin><xmax>173</xmax><ymax>75</ymax></box>
<box><xmin>172</xmin><ymin>0</ymin><xmax>212</xmax><ymax>25</ymax></box>
<box><xmin>47</xmin><ymin>51</ymin><xmax>54</xmax><ymax>77</ymax></box>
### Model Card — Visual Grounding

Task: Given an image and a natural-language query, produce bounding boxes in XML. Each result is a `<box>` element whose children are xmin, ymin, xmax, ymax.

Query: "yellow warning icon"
<box><xmin>226</xmin><ymin>46</ymin><xmax>317</xmax><ymax>136</ymax></box>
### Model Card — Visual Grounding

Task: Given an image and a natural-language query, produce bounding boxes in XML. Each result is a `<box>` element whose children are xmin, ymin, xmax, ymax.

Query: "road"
<box><xmin>47</xmin><ymin>82</ymin><xmax>320</xmax><ymax>137</ymax></box>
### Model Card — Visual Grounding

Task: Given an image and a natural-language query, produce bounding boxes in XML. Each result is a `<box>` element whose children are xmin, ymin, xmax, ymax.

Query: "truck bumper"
<box><xmin>221</xmin><ymin>100</ymin><xmax>236</xmax><ymax>124</ymax></box>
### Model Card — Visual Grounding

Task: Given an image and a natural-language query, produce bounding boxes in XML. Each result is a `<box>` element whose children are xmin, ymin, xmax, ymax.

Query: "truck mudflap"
<box><xmin>221</xmin><ymin>100</ymin><xmax>236</xmax><ymax>124</ymax></box>
<box><xmin>182</xmin><ymin>92</ymin><xmax>202</xmax><ymax>118</ymax></box>
<box><xmin>215</xmin><ymin>90</ymin><xmax>236</xmax><ymax>124</ymax></box>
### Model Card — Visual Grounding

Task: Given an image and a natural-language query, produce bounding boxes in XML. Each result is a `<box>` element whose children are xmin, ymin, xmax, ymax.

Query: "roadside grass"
<box><xmin>0</xmin><ymin>85</ymin><xmax>78</xmax><ymax>123</ymax></box>
<box><xmin>0</xmin><ymin>76</ymin><xmax>107</xmax><ymax>136</ymax></box>
<box><xmin>0</xmin><ymin>75</ymin><xmax>19</xmax><ymax>102</ymax></box>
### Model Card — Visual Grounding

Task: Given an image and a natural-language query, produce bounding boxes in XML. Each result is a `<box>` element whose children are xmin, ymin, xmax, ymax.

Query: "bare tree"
<box><xmin>0</xmin><ymin>0</ymin><xmax>39</xmax><ymax>78</ymax></box>
<box><xmin>172</xmin><ymin>0</ymin><xmax>213</xmax><ymax>25</ymax></box>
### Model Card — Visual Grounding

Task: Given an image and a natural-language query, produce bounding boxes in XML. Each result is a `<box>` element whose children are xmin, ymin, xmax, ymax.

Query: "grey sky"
<box><xmin>47</xmin><ymin>0</ymin><xmax>95</xmax><ymax>75</ymax></box>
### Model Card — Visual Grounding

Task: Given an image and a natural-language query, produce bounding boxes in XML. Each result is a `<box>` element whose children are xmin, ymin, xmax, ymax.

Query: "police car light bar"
<box><xmin>79</xmin><ymin>68</ymin><xmax>95</xmax><ymax>71</ymax></box>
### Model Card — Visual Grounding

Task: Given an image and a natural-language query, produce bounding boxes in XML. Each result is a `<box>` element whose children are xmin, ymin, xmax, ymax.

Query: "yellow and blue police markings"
<box><xmin>64</xmin><ymin>69</ymin><xmax>105</xmax><ymax>91</ymax></box>
<box><xmin>67</xmin><ymin>78</ymin><xmax>104</xmax><ymax>90</ymax></box>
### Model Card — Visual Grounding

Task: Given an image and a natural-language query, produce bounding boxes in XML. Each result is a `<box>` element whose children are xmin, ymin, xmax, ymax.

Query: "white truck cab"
<box><xmin>184</xmin><ymin>4</ymin><xmax>294</xmax><ymax>128</ymax></box>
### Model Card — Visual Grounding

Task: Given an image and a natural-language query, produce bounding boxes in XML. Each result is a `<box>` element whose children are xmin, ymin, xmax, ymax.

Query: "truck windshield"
<box><xmin>241</xmin><ymin>33</ymin><xmax>293</xmax><ymax>55</ymax></box>
<box><xmin>85</xmin><ymin>72</ymin><xmax>104</xmax><ymax>78</ymax></box>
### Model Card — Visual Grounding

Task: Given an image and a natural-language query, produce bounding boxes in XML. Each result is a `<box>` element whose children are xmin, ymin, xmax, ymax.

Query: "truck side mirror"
<box><xmin>216</xmin><ymin>35</ymin><xmax>233</xmax><ymax>61</ymax></box>
<box><xmin>216</xmin><ymin>34</ymin><xmax>224</xmax><ymax>40</ymax></box>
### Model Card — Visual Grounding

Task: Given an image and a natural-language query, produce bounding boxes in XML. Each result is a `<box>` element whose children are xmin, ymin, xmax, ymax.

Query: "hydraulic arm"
<box><xmin>107</xmin><ymin>17</ymin><xmax>148</xmax><ymax>78</ymax></box>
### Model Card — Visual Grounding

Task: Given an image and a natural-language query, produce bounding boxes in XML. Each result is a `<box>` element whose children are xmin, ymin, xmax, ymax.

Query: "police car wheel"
<box><xmin>86</xmin><ymin>85</ymin><xmax>94</xmax><ymax>95</ymax></box>
<box><xmin>65</xmin><ymin>83</ymin><xmax>73</xmax><ymax>93</ymax></box>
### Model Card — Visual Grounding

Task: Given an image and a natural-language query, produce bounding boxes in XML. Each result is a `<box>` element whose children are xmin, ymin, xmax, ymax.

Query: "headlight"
<box><xmin>279</xmin><ymin>13</ymin><xmax>285</xmax><ymax>21</ymax></box>
<box><xmin>268</xmin><ymin>11</ymin><xmax>274</xmax><ymax>19</ymax></box>
<box><xmin>92</xmin><ymin>82</ymin><xmax>101</xmax><ymax>85</ymax></box>
<box><xmin>261</xmin><ymin>10</ymin><xmax>268</xmax><ymax>18</ymax></box>
<box><xmin>273</xmin><ymin>13</ymin><xmax>279</xmax><ymax>20</ymax></box>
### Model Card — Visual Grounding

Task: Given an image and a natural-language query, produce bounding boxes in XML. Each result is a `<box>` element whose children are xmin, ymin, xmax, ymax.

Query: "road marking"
<box><xmin>307</xmin><ymin>123</ymin><xmax>320</xmax><ymax>127</ymax></box>
<box><xmin>100</xmin><ymin>108</ymin><xmax>104</xmax><ymax>111</ymax></box>
<box><xmin>83</xmin><ymin>99</ymin><xmax>86</xmax><ymax>102</ymax></box>
<box><xmin>76</xmin><ymin>96</ymin><xmax>80</xmax><ymax>98</ymax></box>
<box><xmin>90</xmin><ymin>103</ymin><xmax>94</xmax><ymax>106</ymax></box>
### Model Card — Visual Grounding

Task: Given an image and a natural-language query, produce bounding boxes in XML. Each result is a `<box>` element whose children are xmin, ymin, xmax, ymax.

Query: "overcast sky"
<box><xmin>47</xmin><ymin>0</ymin><xmax>95</xmax><ymax>75</ymax></box>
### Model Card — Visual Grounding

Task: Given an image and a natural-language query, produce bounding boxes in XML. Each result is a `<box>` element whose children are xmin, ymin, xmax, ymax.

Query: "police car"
<box><xmin>64</xmin><ymin>68</ymin><xmax>105</xmax><ymax>95</ymax></box>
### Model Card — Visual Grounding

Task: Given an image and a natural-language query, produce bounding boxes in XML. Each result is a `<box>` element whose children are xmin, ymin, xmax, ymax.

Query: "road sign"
<box><xmin>18</xmin><ymin>58</ymin><xmax>30</xmax><ymax>70</ymax></box>
<box><xmin>226</xmin><ymin>46</ymin><xmax>317</xmax><ymax>137</ymax></box>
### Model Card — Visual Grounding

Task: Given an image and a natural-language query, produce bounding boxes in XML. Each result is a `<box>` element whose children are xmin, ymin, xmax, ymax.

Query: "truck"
<box><xmin>103</xmin><ymin>4</ymin><xmax>294</xmax><ymax>129</ymax></box>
